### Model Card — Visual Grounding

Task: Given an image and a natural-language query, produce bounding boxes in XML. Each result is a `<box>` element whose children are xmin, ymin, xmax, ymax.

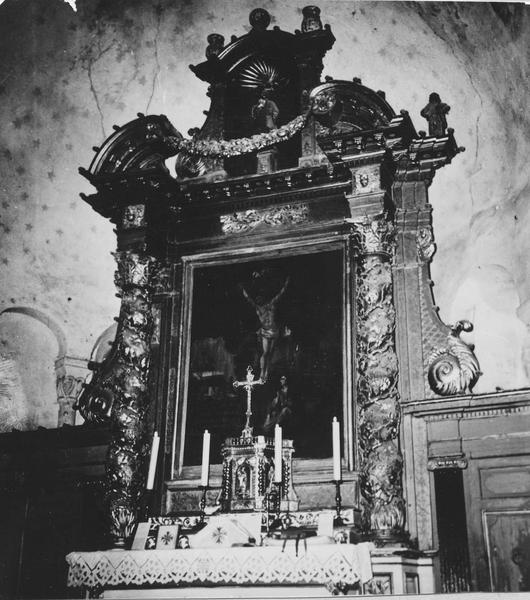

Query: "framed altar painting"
<box><xmin>171</xmin><ymin>240</ymin><xmax>355</xmax><ymax>476</ymax></box>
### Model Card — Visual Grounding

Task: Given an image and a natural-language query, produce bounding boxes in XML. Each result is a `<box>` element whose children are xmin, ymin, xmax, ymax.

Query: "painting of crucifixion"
<box><xmin>183</xmin><ymin>250</ymin><xmax>343</xmax><ymax>465</ymax></box>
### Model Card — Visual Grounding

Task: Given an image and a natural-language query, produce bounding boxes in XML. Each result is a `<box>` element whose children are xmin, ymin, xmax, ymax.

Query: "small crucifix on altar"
<box><xmin>233</xmin><ymin>366</ymin><xmax>264</xmax><ymax>438</ymax></box>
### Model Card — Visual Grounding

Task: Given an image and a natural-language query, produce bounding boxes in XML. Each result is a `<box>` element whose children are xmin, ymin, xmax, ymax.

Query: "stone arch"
<box><xmin>0</xmin><ymin>307</ymin><xmax>66</xmax><ymax>431</ymax></box>
<box><xmin>1</xmin><ymin>306</ymin><xmax>67</xmax><ymax>360</ymax></box>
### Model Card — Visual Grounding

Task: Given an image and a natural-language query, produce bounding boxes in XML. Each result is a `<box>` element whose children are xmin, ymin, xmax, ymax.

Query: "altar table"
<box><xmin>66</xmin><ymin>543</ymin><xmax>373</xmax><ymax>593</ymax></box>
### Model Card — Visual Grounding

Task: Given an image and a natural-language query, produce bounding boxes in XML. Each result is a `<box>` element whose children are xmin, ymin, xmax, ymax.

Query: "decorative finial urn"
<box><xmin>249</xmin><ymin>8</ymin><xmax>271</xmax><ymax>31</ymax></box>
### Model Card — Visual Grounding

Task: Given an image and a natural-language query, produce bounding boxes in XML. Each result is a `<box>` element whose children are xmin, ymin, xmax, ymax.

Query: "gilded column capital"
<box><xmin>347</xmin><ymin>216</ymin><xmax>395</xmax><ymax>258</ymax></box>
<box><xmin>113</xmin><ymin>250</ymin><xmax>157</xmax><ymax>290</ymax></box>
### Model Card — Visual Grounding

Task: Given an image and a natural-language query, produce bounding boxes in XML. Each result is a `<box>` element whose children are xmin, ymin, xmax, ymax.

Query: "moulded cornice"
<box><xmin>402</xmin><ymin>389</ymin><xmax>530</xmax><ymax>421</ymax></box>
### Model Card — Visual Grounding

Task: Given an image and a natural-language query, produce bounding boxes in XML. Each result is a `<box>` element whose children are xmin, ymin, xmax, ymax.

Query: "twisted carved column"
<box><xmin>106</xmin><ymin>250</ymin><xmax>157</xmax><ymax>546</ymax></box>
<box><xmin>351</xmin><ymin>217</ymin><xmax>406</xmax><ymax>543</ymax></box>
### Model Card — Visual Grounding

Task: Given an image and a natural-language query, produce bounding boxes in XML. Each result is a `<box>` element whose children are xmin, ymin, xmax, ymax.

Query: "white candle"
<box><xmin>201</xmin><ymin>430</ymin><xmax>211</xmax><ymax>486</ymax></box>
<box><xmin>274</xmin><ymin>424</ymin><xmax>282</xmax><ymax>483</ymax></box>
<box><xmin>146</xmin><ymin>431</ymin><xmax>160</xmax><ymax>490</ymax></box>
<box><xmin>332</xmin><ymin>417</ymin><xmax>341</xmax><ymax>481</ymax></box>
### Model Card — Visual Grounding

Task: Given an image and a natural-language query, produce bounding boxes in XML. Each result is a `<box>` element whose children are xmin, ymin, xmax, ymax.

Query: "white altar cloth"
<box><xmin>66</xmin><ymin>543</ymin><xmax>373</xmax><ymax>590</ymax></box>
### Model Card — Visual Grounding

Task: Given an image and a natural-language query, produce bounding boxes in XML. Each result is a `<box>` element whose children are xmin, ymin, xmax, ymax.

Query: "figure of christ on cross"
<box><xmin>233</xmin><ymin>366</ymin><xmax>264</xmax><ymax>438</ymax></box>
<box><xmin>240</xmin><ymin>275</ymin><xmax>290</xmax><ymax>383</ymax></box>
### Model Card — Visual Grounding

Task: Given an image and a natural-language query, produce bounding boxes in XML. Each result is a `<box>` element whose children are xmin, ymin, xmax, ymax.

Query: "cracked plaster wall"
<box><xmin>0</xmin><ymin>0</ymin><xmax>529</xmax><ymax>430</ymax></box>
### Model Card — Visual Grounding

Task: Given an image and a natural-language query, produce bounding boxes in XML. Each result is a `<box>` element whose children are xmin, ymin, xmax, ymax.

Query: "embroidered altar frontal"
<box><xmin>66</xmin><ymin>543</ymin><xmax>373</xmax><ymax>590</ymax></box>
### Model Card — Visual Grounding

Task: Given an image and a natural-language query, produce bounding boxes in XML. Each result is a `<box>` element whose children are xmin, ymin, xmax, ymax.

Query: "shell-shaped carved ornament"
<box><xmin>427</xmin><ymin>320</ymin><xmax>481</xmax><ymax>395</ymax></box>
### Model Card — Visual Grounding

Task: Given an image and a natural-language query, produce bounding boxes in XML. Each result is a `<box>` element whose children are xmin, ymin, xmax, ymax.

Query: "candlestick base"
<box><xmin>333</xmin><ymin>479</ymin><xmax>344</xmax><ymax>525</ymax></box>
<box><xmin>142</xmin><ymin>489</ymin><xmax>154</xmax><ymax>521</ymax></box>
<box><xmin>198</xmin><ymin>485</ymin><xmax>208</xmax><ymax>521</ymax></box>
<box><xmin>266</xmin><ymin>481</ymin><xmax>283</xmax><ymax>530</ymax></box>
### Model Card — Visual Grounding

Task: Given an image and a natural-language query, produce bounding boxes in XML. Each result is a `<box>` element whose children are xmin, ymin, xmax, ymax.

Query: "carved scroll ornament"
<box><xmin>427</xmin><ymin>320</ymin><xmax>481</xmax><ymax>396</ymax></box>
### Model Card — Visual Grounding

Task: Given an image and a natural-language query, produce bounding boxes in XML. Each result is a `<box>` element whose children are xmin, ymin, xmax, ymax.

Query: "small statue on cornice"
<box><xmin>420</xmin><ymin>92</ymin><xmax>450</xmax><ymax>137</ymax></box>
<box><xmin>251</xmin><ymin>86</ymin><xmax>280</xmax><ymax>133</ymax></box>
<box><xmin>301</xmin><ymin>6</ymin><xmax>323</xmax><ymax>32</ymax></box>
<box><xmin>205</xmin><ymin>33</ymin><xmax>224</xmax><ymax>60</ymax></box>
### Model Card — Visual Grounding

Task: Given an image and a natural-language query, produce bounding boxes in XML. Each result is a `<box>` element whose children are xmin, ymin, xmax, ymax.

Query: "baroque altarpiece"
<box><xmin>69</xmin><ymin>6</ymin><xmax>483</xmax><ymax>595</ymax></box>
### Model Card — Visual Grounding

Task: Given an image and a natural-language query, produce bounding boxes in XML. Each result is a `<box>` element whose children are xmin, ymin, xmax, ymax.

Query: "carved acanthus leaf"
<box><xmin>57</xmin><ymin>375</ymin><xmax>84</xmax><ymax>400</ymax></box>
<box><xmin>416</xmin><ymin>228</ymin><xmax>436</xmax><ymax>262</ymax></box>
<box><xmin>220</xmin><ymin>204</ymin><xmax>310</xmax><ymax>234</ymax></box>
<box><xmin>113</xmin><ymin>251</ymin><xmax>156</xmax><ymax>290</ymax></box>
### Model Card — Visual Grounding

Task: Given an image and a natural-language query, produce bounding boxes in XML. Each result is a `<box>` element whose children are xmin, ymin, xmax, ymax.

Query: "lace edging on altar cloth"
<box><xmin>66</xmin><ymin>543</ymin><xmax>374</xmax><ymax>589</ymax></box>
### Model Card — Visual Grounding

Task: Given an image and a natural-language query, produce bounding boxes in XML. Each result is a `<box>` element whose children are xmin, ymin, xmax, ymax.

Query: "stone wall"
<box><xmin>0</xmin><ymin>0</ymin><xmax>529</xmax><ymax>429</ymax></box>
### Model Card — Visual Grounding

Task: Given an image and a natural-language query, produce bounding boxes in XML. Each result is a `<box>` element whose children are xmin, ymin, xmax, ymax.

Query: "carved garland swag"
<box><xmin>165</xmin><ymin>85</ymin><xmax>344</xmax><ymax>160</ymax></box>
<box><xmin>167</xmin><ymin>113</ymin><xmax>308</xmax><ymax>159</ymax></box>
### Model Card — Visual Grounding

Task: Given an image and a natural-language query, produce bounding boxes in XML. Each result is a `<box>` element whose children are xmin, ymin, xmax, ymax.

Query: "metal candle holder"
<box><xmin>333</xmin><ymin>479</ymin><xmax>344</xmax><ymax>525</ymax></box>
<box><xmin>198</xmin><ymin>485</ymin><xmax>208</xmax><ymax>521</ymax></box>
<box><xmin>274</xmin><ymin>481</ymin><xmax>282</xmax><ymax>517</ymax></box>
<box><xmin>266</xmin><ymin>481</ymin><xmax>283</xmax><ymax>530</ymax></box>
<box><xmin>142</xmin><ymin>488</ymin><xmax>154</xmax><ymax>521</ymax></box>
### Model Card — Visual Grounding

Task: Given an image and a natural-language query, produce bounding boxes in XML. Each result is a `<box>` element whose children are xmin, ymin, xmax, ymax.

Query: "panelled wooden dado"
<box><xmin>0</xmin><ymin>425</ymin><xmax>109</xmax><ymax>599</ymax></box>
<box><xmin>403</xmin><ymin>389</ymin><xmax>530</xmax><ymax>592</ymax></box>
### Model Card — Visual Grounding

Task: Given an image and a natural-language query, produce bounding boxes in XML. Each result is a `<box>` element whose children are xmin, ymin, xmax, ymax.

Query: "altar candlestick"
<box><xmin>146</xmin><ymin>431</ymin><xmax>160</xmax><ymax>490</ymax></box>
<box><xmin>274</xmin><ymin>424</ymin><xmax>282</xmax><ymax>483</ymax></box>
<box><xmin>201</xmin><ymin>430</ymin><xmax>211</xmax><ymax>486</ymax></box>
<box><xmin>332</xmin><ymin>417</ymin><xmax>341</xmax><ymax>481</ymax></box>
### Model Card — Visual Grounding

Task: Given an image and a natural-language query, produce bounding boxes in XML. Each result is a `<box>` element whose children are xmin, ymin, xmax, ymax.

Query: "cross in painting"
<box><xmin>233</xmin><ymin>365</ymin><xmax>264</xmax><ymax>438</ymax></box>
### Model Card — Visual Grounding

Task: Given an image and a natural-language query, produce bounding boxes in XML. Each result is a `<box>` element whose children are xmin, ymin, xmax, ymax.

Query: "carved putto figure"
<box><xmin>420</xmin><ymin>92</ymin><xmax>450</xmax><ymax>137</ymax></box>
